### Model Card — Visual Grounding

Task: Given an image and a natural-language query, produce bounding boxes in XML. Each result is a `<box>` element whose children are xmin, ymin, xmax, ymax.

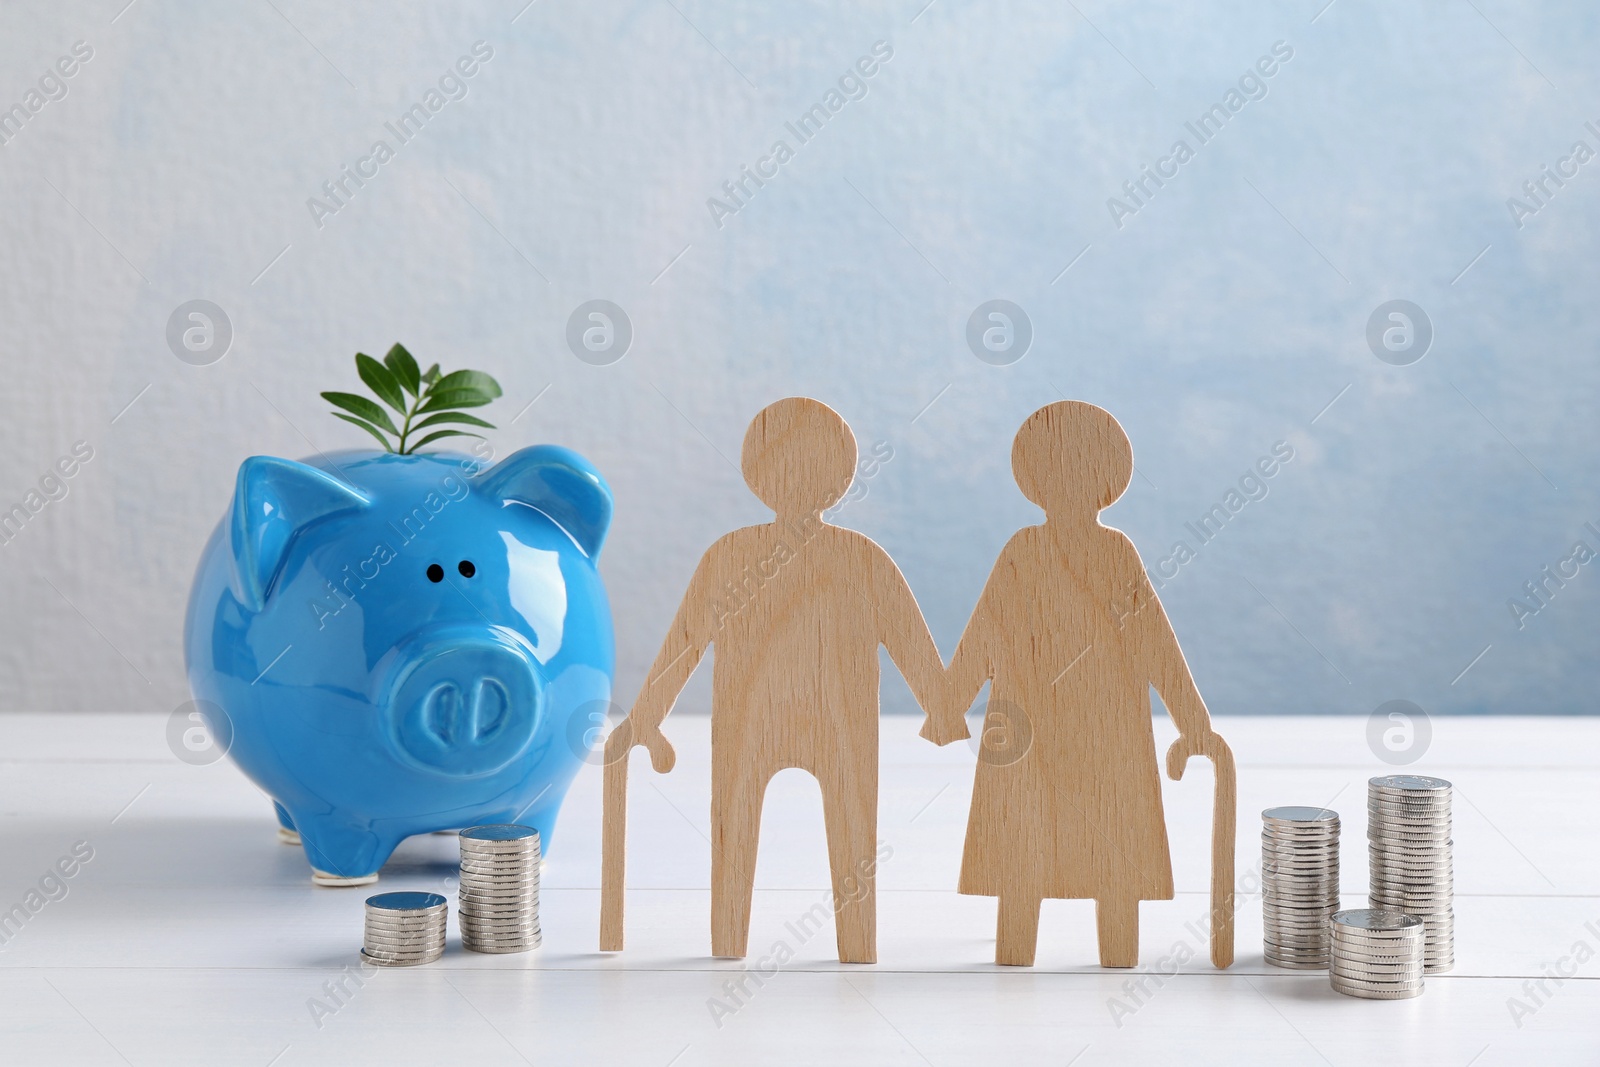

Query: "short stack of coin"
<box><xmin>1261</xmin><ymin>806</ymin><xmax>1342</xmax><ymax>968</ymax></box>
<box><xmin>362</xmin><ymin>891</ymin><xmax>447</xmax><ymax>966</ymax></box>
<box><xmin>1367</xmin><ymin>774</ymin><xmax>1453</xmax><ymax>973</ymax></box>
<box><xmin>458</xmin><ymin>825</ymin><xmax>542</xmax><ymax>954</ymax></box>
<box><xmin>1329</xmin><ymin>908</ymin><xmax>1425</xmax><ymax>999</ymax></box>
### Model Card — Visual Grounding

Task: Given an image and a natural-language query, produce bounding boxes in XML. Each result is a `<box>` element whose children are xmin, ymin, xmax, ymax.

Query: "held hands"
<box><xmin>1165</xmin><ymin>729</ymin><xmax>1227</xmax><ymax>781</ymax></box>
<box><xmin>919</xmin><ymin>676</ymin><xmax>971</xmax><ymax>747</ymax></box>
<box><xmin>605</xmin><ymin>715</ymin><xmax>676</xmax><ymax>773</ymax></box>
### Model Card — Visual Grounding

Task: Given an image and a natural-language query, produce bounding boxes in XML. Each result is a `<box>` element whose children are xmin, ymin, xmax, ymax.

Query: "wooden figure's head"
<box><xmin>741</xmin><ymin>397</ymin><xmax>857</xmax><ymax>519</ymax></box>
<box><xmin>1012</xmin><ymin>400</ymin><xmax>1133</xmax><ymax>519</ymax></box>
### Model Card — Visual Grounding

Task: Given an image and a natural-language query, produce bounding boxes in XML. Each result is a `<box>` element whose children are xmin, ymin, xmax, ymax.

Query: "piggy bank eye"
<box><xmin>426</xmin><ymin>563</ymin><xmax>444</xmax><ymax>583</ymax></box>
<box><xmin>458</xmin><ymin>560</ymin><xmax>476</xmax><ymax>578</ymax></box>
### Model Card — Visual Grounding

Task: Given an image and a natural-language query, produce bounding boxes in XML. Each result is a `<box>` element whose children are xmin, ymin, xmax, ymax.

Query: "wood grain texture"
<box><xmin>948</xmin><ymin>400</ymin><xmax>1235</xmax><ymax>969</ymax></box>
<box><xmin>601</xmin><ymin>397</ymin><xmax>956</xmax><ymax>962</ymax></box>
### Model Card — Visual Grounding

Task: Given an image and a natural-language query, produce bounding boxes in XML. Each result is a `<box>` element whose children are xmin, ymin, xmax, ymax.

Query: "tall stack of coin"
<box><xmin>362</xmin><ymin>891</ymin><xmax>447</xmax><ymax>966</ymax></box>
<box><xmin>1261</xmin><ymin>806</ymin><xmax>1341</xmax><ymax>968</ymax></box>
<box><xmin>1367</xmin><ymin>774</ymin><xmax>1453</xmax><ymax>972</ymax></box>
<box><xmin>458</xmin><ymin>825</ymin><xmax>542</xmax><ymax>954</ymax></box>
<box><xmin>1329</xmin><ymin>908</ymin><xmax>1425</xmax><ymax>999</ymax></box>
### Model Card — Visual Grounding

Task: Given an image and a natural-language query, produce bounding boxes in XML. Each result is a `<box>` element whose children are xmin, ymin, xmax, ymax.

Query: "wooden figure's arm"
<box><xmin>945</xmin><ymin>608</ymin><xmax>991</xmax><ymax>723</ymax></box>
<box><xmin>606</xmin><ymin>552</ymin><xmax>716</xmax><ymax>773</ymax></box>
<box><xmin>1128</xmin><ymin>563</ymin><xmax>1227</xmax><ymax>777</ymax></box>
<box><xmin>868</xmin><ymin>550</ymin><xmax>966</xmax><ymax>746</ymax></box>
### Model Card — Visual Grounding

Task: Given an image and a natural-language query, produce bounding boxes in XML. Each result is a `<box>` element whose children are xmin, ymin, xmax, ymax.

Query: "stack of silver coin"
<box><xmin>1261</xmin><ymin>806</ymin><xmax>1342</xmax><ymax>968</ymax></box>
<box><xmin>1367</xmin><ymin>774</ymin><xmax>1453</xmax><ymax>972</ymax></box>
<box><xmin>1329</xmin><ymin>908</ymin><xmax>1425</xmax><ymax>999</ymax></box>
<box><xmin>362</xmin><ymin>891</ymin><xmax>447</xmax><ymax>966</ymax></box>
<box><xmin>458</xmin><ymin>825</ymin><xmax>542</xmax><ymax>954</ymax></box>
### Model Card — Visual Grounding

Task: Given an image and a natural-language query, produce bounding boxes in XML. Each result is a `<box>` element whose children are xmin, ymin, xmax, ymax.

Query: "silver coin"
<box><xmin>1368</xmin><ymin>858</ymin><xmax>1453</xmax><ymax>874</ymax></box>
<box><xmin>363</xmin><ymin>913</ymin><xmax>447</xmax><ymax>930</ymax></box>
<box><xmin>1265</xmin><ymin>936</ymin><xmax>1332</xmax><ymax>948</ymax></box>
<box><xmin>1368</xmin><ymin>793</ymin><xmax>1452</xmax><ymax>807</ymax></box>
<box><xmin>363</xmin><ymin>936</ymin><xmax>448</xmax><ymax>952</ymax></box>
<box><xmin>459</xmin><ymin>849</ymin><xmax>542</xmax><ymax>862</ymax></box>
<box><xmin>1330</xmin><ymin>956</ymin><xmax>1424</xmax><ymax>976</ymax></box>
<box><xmin>1262</xmin><ymin>896</ymin><xmax>1340</xmax><ymax>909</ymax></box>
<box><xmin>459</xmin><ymin>908</ymin><xmax>541</xmax><ymax>921</ymax></box>
<box><xmin>1330</xmin><ymin>984</ymin><xmax>1423</xmax><ymax>1001</ymax></box>
<box><xmin>1329</xmin><ymin>971</ymin><xmax>1426</xmax><ymax>991</ymax></box>
<box><xmin>1369</xmin><ymin>898</ymin><xmax>1453</xmax><ymax>913</ymax></box>
<box><xmin>1369</xmin><ymin>774</ymin><xmax>1451</xmax><ymax>792</ymax></box>
<box><xmin>1264</xmin><ymin>909</ymin><xmax>1339</xmax><ymax>921</ymax></box>
<box><xmin>1263</xmin><ymin>942</ymin><xmax>1330</xmax><ymax>955</ymax></box>
<box><xmin>1264</xmin><ymin>929</ymin><xmax>1335</xmax><ymax>944</ymax></box>
<box><xmin>1261</xmin><ymin>859</ymin><xmax>1340</xmax><ymax>871</ymax></box>
<box><xmin>362</xmin><ymin>928</ymin><xmax>446</xmax><ymax>943</ymax></box>
<box><xmin>458</xmin><ymin>890</ymin><xmax>541</xmax><ymax>905</ymax></box>
<box><xmin>1331</xmin><ymin>953</ymin><xmax>1424</xmax><ymax>971</ymax></box>
<box><xmin>1370</xmin><ymin>859</ymin><xmax>1452</xmax><ymax>872</ymax></box>
<box><xmin>1261</xmin><ymin>884</ymin><xmax>1341</xmax><ymax>896</ymax></box>
<box><xmin>1366</xmin><ymin>805</ymin><xmax>1451</xmax><ymax>822</ymax></box>
<box><xmin>458</xmin><ymin>872</ymin><xmax>541</xmax><ymax>883</ymax></box>
<box><xmin>459</xmin><ymin>842</ymin><xmax>542</xmax><ymax>856</ymax></box>
<box><xmin>1264</xmin><ymin>805</ymin><xmax>1340</xmax><ymax>822</ymax></box>
<box><xmin>461</xmin><ymin>931</ymin><xmax>542</xmax><ymax>944</ymax></box>
<box><xmin>460</xmin><ymin>921</ymin><xmax>542</xmax><ymax>936</ymax></box>
<box><xmin>1264</xmin><ymin>956</ymin><xmax>1328</xmax><ymax>970</ymax></box>
<box><xmin>1331</xmin><ymin>928</ymin><xmax>1426</xmax><ymax>945</ymax></box>
<box><xmin>458</xmin><ymin>875</ymin><xmax>543</xmax><ymax>888</ymax></box>
<box><xmin>460</xmin><ymin>824</ymin><xmax>540</xmax><ymax>841</ymax></box>
<box><xmin>461</xmin><ymin>927</ymin><xmax>542</xmax><ymax>940</ymax></box>
<box><xmin>361</xmin><ymin>955</ymin><xmax>442</xmax><ymax>968</ymax></box>
<box><xmin>1332</xmin><ymin>908</ymin><xmax>1423</xmax><ymax>931</ymax></box>
<box><xmin>1329</xmin><ymin>979</ymin><xmax>1424</xmax><ymax>1000</ymax></box>
<box><xmin>365</xmin><ymin>890</ymin><xmax>448</xmax><ymax>912</ymax></box>
<box><xmin>362</xmin><ymin>915</ymin><xmax>446</xmax><ymax>928</ymax></box>
<box><xmin>458</xmin><ymin>871</ymin><xmax>542</xmax><ymax>883</ymax></box>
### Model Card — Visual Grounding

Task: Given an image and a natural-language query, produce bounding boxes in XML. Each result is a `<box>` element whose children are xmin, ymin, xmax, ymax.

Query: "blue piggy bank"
<box><xmin>183</xmin><ymin>446</ymin><xmax>613</xmax><ymax>885</ymax></box>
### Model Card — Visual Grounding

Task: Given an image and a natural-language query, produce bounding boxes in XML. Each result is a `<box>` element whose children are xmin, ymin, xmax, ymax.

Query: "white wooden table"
<box><xmin>1</xmin><ymin>713</ymin><xmax>1595</xmax><ymax>1065</ymax></box>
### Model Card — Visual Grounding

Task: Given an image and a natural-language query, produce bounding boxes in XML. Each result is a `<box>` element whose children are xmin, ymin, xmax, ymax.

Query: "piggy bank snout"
<box><xmin>380</xmin><ymin>627</ymin><xmax>544</xmax><ymax>778</ymax></box>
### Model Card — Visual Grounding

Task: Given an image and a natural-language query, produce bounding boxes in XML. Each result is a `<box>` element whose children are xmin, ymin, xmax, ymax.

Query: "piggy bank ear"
<box><xmin>476</xmin><ymin>445</ymin><xmax>613</xmax><ymax>559</ymax></box>
<box><xmin>230</xmin><ymin>457</ymin><xmax>370</xmax><ymax>610</ymax></box>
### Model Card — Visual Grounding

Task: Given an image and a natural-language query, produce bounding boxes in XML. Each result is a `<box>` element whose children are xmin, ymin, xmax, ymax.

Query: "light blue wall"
<box><xmin>0</xmin><ymin>0</ymin><xmax>1595</xmax><ymax>716</ymax></box>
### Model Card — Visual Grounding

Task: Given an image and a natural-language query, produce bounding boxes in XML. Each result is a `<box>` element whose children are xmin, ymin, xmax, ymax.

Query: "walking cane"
<box><xmin>599</xmin><ymin>730</ymin><xmax>631</xmax><ymax>952</ymax></box>
<box><xmin>600</xmin><ymin>720</ymin><xmax>675</xmax><ymax>952</ymax></box>
<box><xmin>1169</xmin><ymin>732</ymin><xmax>1236</xmax><ymax>968</ymax></box>
<box><xmin>1209</xmin><ymin>743</ymin><xmax>1237</xmax><ymax>969</ymax></box>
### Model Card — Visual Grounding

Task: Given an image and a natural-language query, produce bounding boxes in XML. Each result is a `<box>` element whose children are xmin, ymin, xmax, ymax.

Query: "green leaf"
<box><xmin>332</xmin><ymin>412</ymin><xmax>395</xmax><ymax>451</ymax></box>
<box><xmin>410</xmin><ymin>411</ymin><xmax>495</xmax><ymax>432</ymax></box>
<box><xmin>322</xmin><ymin>391</ymin><xmax>400</xmax><ymax>434</ymax></box>
<box><xmin>432</xmin><ymin>369</ymin><xmax>502</xmax><ymax>399</ymax></box>
<box><xmin>356</xmin><ymin>354</ymin><xmax>406</xmax><ymax>414</ymax></box>
<box><xmin>422</xmin><ymin>363</ymin><xmax>441</xmax><ymax>385</ymax></box>
<box><xmin>407</xmin><ymin>429</ymin><xmax>481</xmax><ymax>452</ymax></box>
<box><xmin>384</xmin><ymin>343</ymin><xmax>421</xmax><ymax>397</ymax></box>
<box><xmin>417</xmin><ymin>388</ymin><xmax>494</xmax><ymax>413</ymax></box>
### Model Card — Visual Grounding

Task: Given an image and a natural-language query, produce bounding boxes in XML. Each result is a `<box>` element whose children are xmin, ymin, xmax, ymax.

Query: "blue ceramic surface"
<box><xmin>183</xmin><ymin>446</ymin><xmax>614</xmax><ymax>882</ymax></box>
